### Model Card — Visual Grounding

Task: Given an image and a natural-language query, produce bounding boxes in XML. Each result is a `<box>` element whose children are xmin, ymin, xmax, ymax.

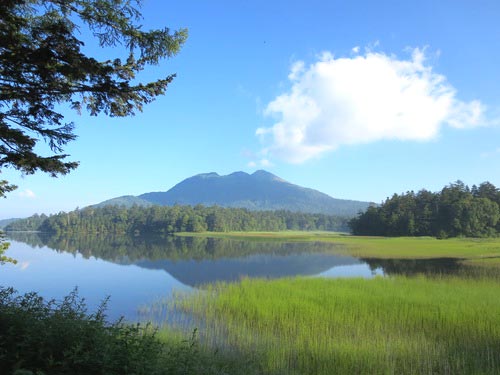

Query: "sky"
<box><xmin>2</xmin><ymin>0</ymin><xmax>500</xmax><ymax>219</ymax></box>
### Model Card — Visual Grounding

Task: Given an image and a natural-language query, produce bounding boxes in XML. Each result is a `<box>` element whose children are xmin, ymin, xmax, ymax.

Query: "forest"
<box><xmin>349</xmin><ymin>181</ymin><xmax>500</xmax><ymax>237</ymax></box>
<box><xmin>5</xmin><ymin>205</ymin><xmax>349</xmax><ymax>234</ymax></box>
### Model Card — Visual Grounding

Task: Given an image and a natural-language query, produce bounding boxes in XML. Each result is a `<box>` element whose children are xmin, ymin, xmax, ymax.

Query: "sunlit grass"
<box><xmin>163</xmin><ymin>274</ymin><xmax>500</xmax><ymax>374</ymax></box>
<box><xmin>159</xmin><ymin>233</ymin><xmax>500</xmax><ymax>373</ymax></box>
<box><xmin>178</xmin><ymin>231</ymin><xmax>500</xmax><ymax>264</ymax></box>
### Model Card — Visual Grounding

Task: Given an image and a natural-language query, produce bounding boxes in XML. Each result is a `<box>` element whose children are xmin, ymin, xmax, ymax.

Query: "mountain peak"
<box><xmin>102</xmin><ymin>170</ymin><xmax>370</xmax><ymax>216</ymax></box>
<box><xmin>252</xmin><ymin>169</ymin><xmax>273</xmax><ymax>177</ymax></box>
<box><xmin>194</xmin><ymin>172</ymin><xmax>219</xmax><ymax>179</ymax></box>
<box><xmin>228</xmin><ymin>171</ymin><xmax>249</xmax><ymax>178</ymax></box>
<box><xmin>251</xmin><ymin>170</ymin><xmax>285</xmax><ymax>182</ymax></box>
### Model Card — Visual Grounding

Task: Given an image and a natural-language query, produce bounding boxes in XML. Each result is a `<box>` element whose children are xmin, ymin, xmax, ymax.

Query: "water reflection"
<box><xmin>4</xmin><ymin>232</ymin><xmax>473</xmax><ymax>322</ymax></box>
<box><xmin>4</xmin><ymin>232</ymin><xmax>368</xmax><ymax>320</ymax></box>
<box><xmin>137</xmin><ymin>253</ymin><xmax>363</xmax><ymax>286</ymax></box>
<box><xmin>362</xmin><ymin>257</ymin><xmax>467</xmax><ymax>276</ymax></box>
<box><xmin>7</xmin><ymin>232</ymin><xmax>367</xmax><ymax>286</ymax></box>
<box><xmin>1</xmin><ymin>239</ymin><xmax>190</xmax><ymax>322</ymax></box>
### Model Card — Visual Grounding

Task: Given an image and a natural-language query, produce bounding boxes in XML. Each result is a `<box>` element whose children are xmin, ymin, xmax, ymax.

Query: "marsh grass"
<box><xmin>180</xmin><ymin>232</ymin><xmax>500</xmax><ymax>264</ymax></box>
<box><xmin>166</xmin><ymin>274</ymin><xmax>500</xmax><ymax>374</ymax></box>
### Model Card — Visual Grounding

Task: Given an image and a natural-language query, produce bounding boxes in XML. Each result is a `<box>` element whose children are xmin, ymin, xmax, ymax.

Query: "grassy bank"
<box><xmin>178</xmin><ymin>231</ymin><xmax>500</xmax><ymax>264</ymax></box>
<box><xmin>169</xmin><ymin>275</ymin><xmax>500</xmax><ymax>375</ymax></box>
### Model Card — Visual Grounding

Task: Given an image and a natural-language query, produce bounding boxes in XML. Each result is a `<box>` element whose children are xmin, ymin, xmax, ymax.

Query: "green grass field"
<box><xmin>160</xmin><ymin>233</ymin><xmax>500</xmax><ymax>374</ymax></box>
<box><xmin>168</xmin><ymin>274</ymin><xmax>500</xmax><ymax>375</ymax></box>
<box><xmin>178</xmin><ymin>231</ymin><xmax>500</xmax><ymax>264</ymax></box>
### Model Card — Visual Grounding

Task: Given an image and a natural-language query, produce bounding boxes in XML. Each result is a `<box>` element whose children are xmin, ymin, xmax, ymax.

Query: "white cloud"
<box><xmin>247</xmin><ymin>158</ymin><xmax>273</xmax><ymax>168</ymax></box>
<box><xmin>257</xmin><ymin>48</ymin><xmax>487</xmax><ymax>163</ymax></box>
<box><xmin>18</xmin><ymin>189</ymin><xmax>36</xmax><ymax>199</ymax></box>
<box><xmin>260</xmin><ymin>158</ymin><xmax>272</xmax><ymax>167</ymax></box>
<box><xmin>288</xmin><ymin>61</ymin><xmax>305</xmax><ymax>81</ymax></box>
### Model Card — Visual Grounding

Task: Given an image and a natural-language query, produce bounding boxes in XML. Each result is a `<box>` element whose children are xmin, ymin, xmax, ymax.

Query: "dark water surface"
<box><xmin>1</xmin><ymin>232</ymin><xmax>465</xmax><ymax>321</ymax></box>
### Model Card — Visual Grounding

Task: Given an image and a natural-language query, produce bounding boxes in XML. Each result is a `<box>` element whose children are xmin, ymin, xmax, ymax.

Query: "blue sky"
<box><xmin>2</xmin><ymin>0</ymin><xmax>500</xmax><ymax>219</ymax></box>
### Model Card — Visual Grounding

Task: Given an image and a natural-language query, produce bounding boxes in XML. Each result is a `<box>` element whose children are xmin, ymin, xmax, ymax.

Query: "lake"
<box><xmin>1</xmin><ymin>232</ymin><xmax>465</xmax><ymax>322</ymax></box>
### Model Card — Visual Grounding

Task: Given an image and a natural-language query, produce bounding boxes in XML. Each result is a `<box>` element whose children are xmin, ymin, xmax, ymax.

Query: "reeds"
<box><xmin>163</xmin><ymin>273</ymin><xmax>500</xmax><ymax>374</ymax></box>
<box><xmin>182</xmin><ymin>232</ymin><xmax>500</xmax><ymax>263</ymax></box>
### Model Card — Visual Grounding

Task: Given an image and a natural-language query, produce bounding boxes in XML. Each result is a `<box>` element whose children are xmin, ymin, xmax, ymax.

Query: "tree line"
<box><xmin>349</xmin><ymin>181</ymin><xmax>500</xmax><ymax>238</ymax></box>
<box><xmin>6</xmin><ymin>205</ymin><xmax>349</xmax><ymax>234</ymax></box>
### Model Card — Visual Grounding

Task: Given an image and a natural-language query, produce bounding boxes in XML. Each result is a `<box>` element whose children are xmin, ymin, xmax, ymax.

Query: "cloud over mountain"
<box><xmin>257</xmin><ymin>48</ymin><xmax>485</xmax><ymax>163</ymax></box>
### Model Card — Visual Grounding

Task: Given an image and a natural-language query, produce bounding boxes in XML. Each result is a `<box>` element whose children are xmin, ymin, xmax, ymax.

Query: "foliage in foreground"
<box><xmin>169</xmin><ymin>275</ymin><xmax>500</xmax><ymax>375</ymax></box>
<box><xmin>0</xmin><ymin>0</ymin><xmax>187</xmax><ymax>197</ymax></box>
<box><xmin>0</xmin><ymin>231</ymin><xmax>16</xmax><ymax>264</ymax></box>
<box><xmin>0</xmin><ymin>288</ymin><xmax>259</xmax><ymax>375</ymax></box>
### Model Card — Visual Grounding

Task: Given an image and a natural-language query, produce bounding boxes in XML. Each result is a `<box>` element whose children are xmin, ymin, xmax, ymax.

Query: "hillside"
<box><xmin>91</xmin><ymin>195</ymin><xmax>153</xmax><ymax>209</ymax></box>
<box><xmin>96</xmin><ymin>170</ymin><xmax>370</xmax><ymax>216</ymax></box>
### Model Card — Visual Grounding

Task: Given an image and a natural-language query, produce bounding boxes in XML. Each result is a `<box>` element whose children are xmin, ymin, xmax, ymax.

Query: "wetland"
<box><xmin>3</xmin><ymin>231</ymin><xmax>500</xmax><ymax>374</ymax></box>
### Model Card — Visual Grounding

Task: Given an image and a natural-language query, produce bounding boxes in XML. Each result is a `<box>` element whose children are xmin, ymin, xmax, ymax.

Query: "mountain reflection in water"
<box><xmin>6</xmin><ymin>232</ymin><xmax>366</xmax><ymax>286</ymax></box>
<box><xmin>4</xmin><ymin>232</ymin><xmax>470</xmax><ymax>321</ymax></box>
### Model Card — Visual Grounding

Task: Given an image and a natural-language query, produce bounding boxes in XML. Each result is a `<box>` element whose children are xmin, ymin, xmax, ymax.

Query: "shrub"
<box><xmin>0</xmin><ymin>287</ymin><xmax>262</xmax><ymax>375</ymax></box>
<box><xmin>0</xmin><ymin>288</ymin><xmax>168</xmax><ymax>375</ymax></box>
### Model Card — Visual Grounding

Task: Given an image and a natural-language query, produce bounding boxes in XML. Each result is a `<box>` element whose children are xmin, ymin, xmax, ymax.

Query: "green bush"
<box><xmin>0</xmin><ymin>288</ymin><xmax>260</xmax><ymax>375</ymax></box>
<box><xmin>0</xmin><ymin>288</ymin><xmax>166</xmax><ymax>374</ymax></box>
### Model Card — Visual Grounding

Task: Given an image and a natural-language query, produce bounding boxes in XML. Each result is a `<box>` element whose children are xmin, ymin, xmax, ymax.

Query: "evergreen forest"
<box><xmin>5</xmin><ymin>205</ymin><xmax>349</xmax><ymax>234</ymax></box>
<box><xmin>349</xmin><ymin>181</ymin><xmax>500</xmax><ymax>237</ymax></box>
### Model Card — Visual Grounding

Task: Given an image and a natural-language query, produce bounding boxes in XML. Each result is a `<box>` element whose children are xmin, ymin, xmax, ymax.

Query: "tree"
<box><xmin>0</xmin><ymin>0</ymin><xmax>187</xmax><ymax>259</ymax></box>
<box><xmin>349</xmin><ymin>181</ymin><xmax>500</xmax><ymax>238</ymax></box>
<box><xmin>0</xmin><ymin>0</ymin><xmax>188</xmax><ymax>197</ymax></box>
<box><xmin>475</xmin><ymin>182</ymin><xmax>500</xmax><ymax>205</ymax></box>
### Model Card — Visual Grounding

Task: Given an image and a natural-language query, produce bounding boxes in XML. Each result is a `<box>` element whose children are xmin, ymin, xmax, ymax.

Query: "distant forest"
<box><xmin>349</xmin><ymin>181</ymin><xmax>500</xmax><ymax>238</ymax></box>
<box><xmin>6</xmin><ymin>205</ymin><xmax>349</xmax><ymax>234</ymax></box>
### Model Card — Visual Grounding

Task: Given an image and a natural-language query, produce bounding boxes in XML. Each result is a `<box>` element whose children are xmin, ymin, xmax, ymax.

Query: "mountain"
<box><xmin>91</xmin><ymin>195</ymin><xmax>153</xmax><ymax>209</ymax></box>
<box><xmin>97</xmin><ymin>170</ymin><xmax>370</xmax><ymax>216</ymax></box>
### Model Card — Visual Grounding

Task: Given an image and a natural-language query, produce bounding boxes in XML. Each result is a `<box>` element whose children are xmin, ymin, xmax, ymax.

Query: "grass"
<box><xmin>167</xmin><ymin>274</ymin><xmax>500</xmax><ymax>375</ymax></box>
<box><xmin>178</xmin><ymin>231</ymin><xmax>500</xmax><ymax>264</ymax></box>
<box><xmin>8</xmin><ymin>231</ymin><xmax>499</xmax><ymax>374</ymax></box>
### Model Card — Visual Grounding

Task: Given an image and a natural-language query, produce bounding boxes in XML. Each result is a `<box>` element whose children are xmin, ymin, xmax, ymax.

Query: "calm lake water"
<box><xmin>1</xmin><ymin>232</ymin><xmax>463</xmax><ymax>322</ymax></box>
